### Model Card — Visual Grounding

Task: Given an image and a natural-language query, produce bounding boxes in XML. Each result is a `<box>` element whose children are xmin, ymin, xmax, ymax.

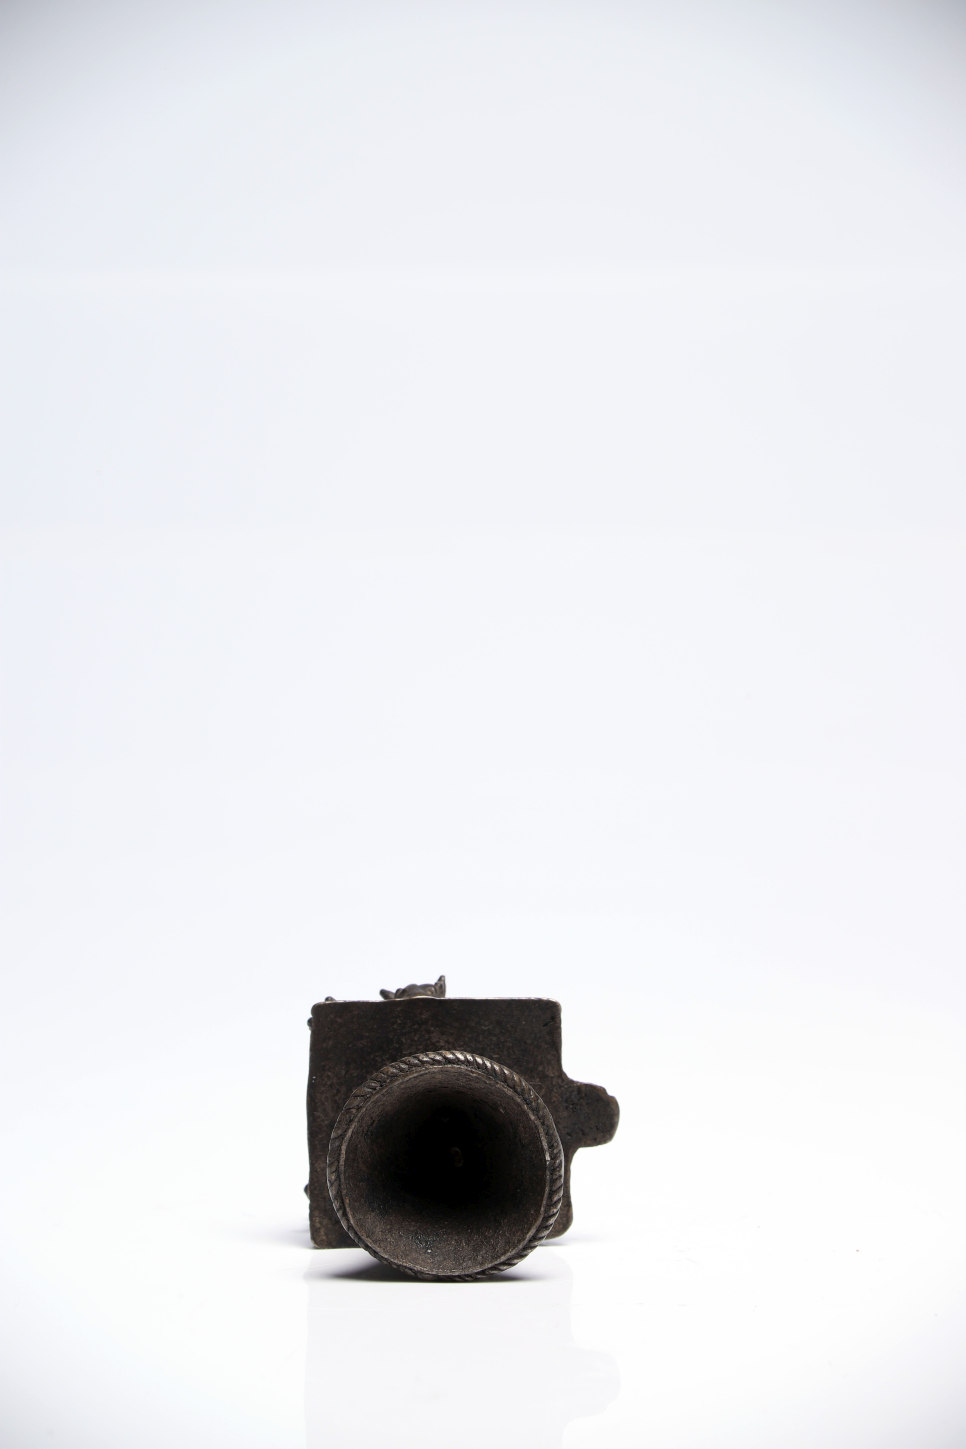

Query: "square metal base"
<box><xmin>306</xmin><ymin>995</ymin><xmax>618</xmax><ymax>1248</ymax></box>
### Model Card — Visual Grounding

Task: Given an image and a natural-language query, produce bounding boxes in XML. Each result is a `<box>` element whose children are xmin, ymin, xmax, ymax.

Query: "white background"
<box><xmin>2</xmin><ymin>3</ymin><xmax>965</xmax><ymax>1446</ymax></box>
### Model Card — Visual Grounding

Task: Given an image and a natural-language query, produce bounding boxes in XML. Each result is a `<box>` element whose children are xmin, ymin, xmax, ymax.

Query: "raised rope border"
<box><xmin>326</xmin><ymin>1049</ymin><xmax>565</xmax><ymax>1281</ymax></box>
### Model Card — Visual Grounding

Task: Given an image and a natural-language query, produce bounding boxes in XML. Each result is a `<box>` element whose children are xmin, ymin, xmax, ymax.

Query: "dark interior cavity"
<box><xmin>339</xmin><ymin>1067</ymin><xmax>550</xmax><ymax>1276</ymax></box>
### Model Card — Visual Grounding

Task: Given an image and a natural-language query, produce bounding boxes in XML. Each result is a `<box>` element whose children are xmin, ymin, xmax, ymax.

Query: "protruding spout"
<box><xmin>326</xmin><ymin>1050</ymin><xmax>563</xmax><ymax>1279</ymax></box>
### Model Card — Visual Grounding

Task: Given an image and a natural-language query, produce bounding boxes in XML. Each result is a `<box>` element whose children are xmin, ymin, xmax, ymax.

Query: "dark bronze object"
<box><xmin>379</xmin><ymin>973</ymin><xmax>447</xmax><ymax>1000</ymax></box>
<box><xmin>306</xmin><ymin>980</ymin><xmax>619</xmax><ymax>1279</ymax></box>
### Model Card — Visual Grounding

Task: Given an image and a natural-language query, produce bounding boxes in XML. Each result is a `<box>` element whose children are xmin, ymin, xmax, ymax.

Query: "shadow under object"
<box><xmin>306</xmin><ymin>978</ymin><xmax>619</xmax><ymax>1280</ymax></box>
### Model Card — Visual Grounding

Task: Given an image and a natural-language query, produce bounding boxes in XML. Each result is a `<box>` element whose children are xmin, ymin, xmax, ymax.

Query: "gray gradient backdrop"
<box><xmin>2</xmin><ymin>3</ymin><xmax>965</xmax><ymax>1446</ymax></box>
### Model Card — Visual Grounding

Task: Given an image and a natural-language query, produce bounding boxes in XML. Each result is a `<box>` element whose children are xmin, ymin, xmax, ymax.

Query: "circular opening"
<box><xmin>337</xmin><ymin>1064</ymin><xmax>551</xmax><ymax>1276</ymax></box>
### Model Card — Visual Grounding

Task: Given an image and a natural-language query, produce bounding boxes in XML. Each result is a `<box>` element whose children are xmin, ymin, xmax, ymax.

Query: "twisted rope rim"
<box><xmin>326</xmin><ymin>1050</ymin><xmax>565</xmax><ymax>1281</ymax></box>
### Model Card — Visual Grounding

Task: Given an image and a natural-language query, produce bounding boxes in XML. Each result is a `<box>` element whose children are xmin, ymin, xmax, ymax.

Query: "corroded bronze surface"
<box><xmin>306</xmin><ymin>986</ymin><xmax>618</xmax><ymax>1279</ymax></box>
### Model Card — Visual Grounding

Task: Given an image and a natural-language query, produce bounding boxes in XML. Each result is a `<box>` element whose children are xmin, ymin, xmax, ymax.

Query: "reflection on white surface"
<box><xmin>305</xmin><ymin>1251</ymin><xmax>617</xmax><ymax>1449</ymax></box>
